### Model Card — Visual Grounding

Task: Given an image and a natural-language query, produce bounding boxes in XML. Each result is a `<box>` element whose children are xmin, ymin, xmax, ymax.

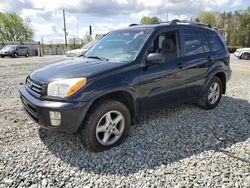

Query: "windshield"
<box><xmin>2</xmin><ymin>45</ymin><xmax>16</xmax><ymax>50</ymax></box>
<box><xmin>82</xmin><ymin>40</ymin><xmax>97</xmax><ymax>49</ymax></box>
<box><xmin>85</xmin><ymin>29</ymin><xmax>153</xmax><ymax>63</ymax></box>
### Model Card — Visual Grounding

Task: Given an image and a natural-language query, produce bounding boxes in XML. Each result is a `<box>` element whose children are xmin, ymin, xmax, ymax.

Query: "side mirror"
<box><xmin>147</xmin><ymin>53</ymin><xmax>165</xmax><ymax>64</ymax></box>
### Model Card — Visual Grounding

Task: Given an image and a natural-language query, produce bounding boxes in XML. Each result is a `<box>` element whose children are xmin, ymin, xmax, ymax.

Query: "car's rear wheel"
<box><xmin>240</xmin><ymin>53</ymin><xmax>250</xmax><ymax>60</ymax></box>
<box><xmin>13</xmin><ymin>53</ymin><xmax>18</xmax><ymax>58</ymax></box>
<box><xmin>198</xmin><ymin>76</ymin><xmax>222</xmax><ymax>110</ymax></box>
<box><xmin>25</xmin><ymin>52</ymin><xmax>29</xmax><ymax>57</ymax></box>
<box><xmin>1</xmin><ymin>55</ymin><xmax>4</xmax><ymax>58</ymax></box>
<box><xmin>80</xmin><ymin>99</ymin><xmax>131</xmax><ymax>152</ymax></box>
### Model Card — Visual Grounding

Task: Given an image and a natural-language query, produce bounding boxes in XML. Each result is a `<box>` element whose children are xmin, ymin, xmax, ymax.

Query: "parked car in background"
<box><xmin>0</xmin><ymin>45</ymin><xmax>29</xmax><ymax>58</ymax></box>
<box><xmin>20</xmin><ymin>20</ymin><xmax>231</xmax><ymax>151</ymax></box>
<box><xmin>234</xmin><ymin>48</ymin><xmax>250</xmax><ymax>60</ymax></box>
<box><xmin>65</xmin><ymin>40</ymin><xmax>97</xmax><ymax>57</ymax></box>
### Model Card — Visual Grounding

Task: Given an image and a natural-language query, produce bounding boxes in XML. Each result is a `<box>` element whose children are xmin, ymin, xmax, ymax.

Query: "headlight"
<box><xmin>47</xmin><ymin>78</ymin><xmax>87</xmax><ymax>97</ymax></box>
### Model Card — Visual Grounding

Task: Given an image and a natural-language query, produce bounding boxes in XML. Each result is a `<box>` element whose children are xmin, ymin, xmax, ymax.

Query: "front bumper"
<box><xmin>19</xmin><ymin>86</ymin><xmax>89</xmax><ymax>133</ymax></box>
<box><xmin>0</xmin><ymin>52</ymin><xmax>12</xmax><ymax>56</ymax></box>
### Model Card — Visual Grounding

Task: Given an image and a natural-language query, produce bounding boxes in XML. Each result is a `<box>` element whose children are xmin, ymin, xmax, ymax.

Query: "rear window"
<box><xmin>183</xmin><ymin>29</ymin><xmax>203</xmax><ymax>56</ymax></box>
<box><xmin>206</xmin><ymin>31</ymin><xmax>225</xmax><ymax>52</ymax></box>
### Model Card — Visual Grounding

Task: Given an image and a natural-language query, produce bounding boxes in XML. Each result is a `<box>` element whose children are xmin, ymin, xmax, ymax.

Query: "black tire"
<box><xmin>25</xmin><ymin>52</ymin><xmax>29</xmax><ymax>57</ymax></box>
<box><xmin>1</xmin><ymin>55</ymin><xmax>4</xmax><ymax>58</ymax></box>
<box><xmin>13</xmin><ymin>53</ymin><xmax>18</xmax><ymax>58</ymax></box>
<box><xmin>198</xmin><ymin>76</ymin><xmax>223</xmax><ymax>110</ymax></box>
<box><xmin>79</xmin><ymin>99</ymin><xmax>131</xmax><ymax>152</ymax></box>
<box><xmin>240</xmin><ymin>53</ymin><xmax>250</xmax><ymax>60</ymax></box>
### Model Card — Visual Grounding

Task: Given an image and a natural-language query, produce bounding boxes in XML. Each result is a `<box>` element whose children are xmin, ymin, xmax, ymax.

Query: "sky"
<box><xmin>0</xmin><ymin>0</ymin><xmax>249</xmax><ymax>43</ymax></box>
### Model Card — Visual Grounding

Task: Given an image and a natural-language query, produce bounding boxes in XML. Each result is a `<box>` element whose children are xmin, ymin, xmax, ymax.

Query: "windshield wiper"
<box><xmin>85</xmin><ymin>56</ymin><xmax>109</xmax><ymax>61</ymax></box>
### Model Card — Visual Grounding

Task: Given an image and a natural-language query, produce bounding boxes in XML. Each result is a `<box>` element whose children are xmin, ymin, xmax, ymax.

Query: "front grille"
<box><xmin>26</xmin><ymin>77</ymin><xmax>44</xmax><ymax>97</ymax></box>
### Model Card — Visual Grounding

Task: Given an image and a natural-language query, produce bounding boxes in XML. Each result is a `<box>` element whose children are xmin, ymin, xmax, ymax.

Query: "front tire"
<box><xmin>240</xmin><ymin>53</ymin><xmax>250</xmax><ymax>60</ymax></box>
<box><xmin>80</xmin><ymin>99</ymin><xmax>131</xmax><ymax>152</ymax></box>
<box><xmin>198</xmin><ymin>76</ymin><xmax>223</xmax><ymax>110</ymax></box>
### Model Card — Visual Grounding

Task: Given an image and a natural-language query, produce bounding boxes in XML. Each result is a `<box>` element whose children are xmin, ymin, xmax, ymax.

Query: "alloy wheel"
<box><xmin>208</xmin><ymin>82</ymin><xmax>220</xmax><ymax>104</ymax></box>
<box><xmin>95</xmin><ymin>110</ymin><xmax>125</xmax><ymax>146</ymax></box>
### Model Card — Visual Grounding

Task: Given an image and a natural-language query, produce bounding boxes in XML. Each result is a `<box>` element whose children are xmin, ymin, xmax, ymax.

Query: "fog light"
<box><xmin>49</xmin><ymin>111</ymin><xmax>61</xmax><ymax>126</ymax></box>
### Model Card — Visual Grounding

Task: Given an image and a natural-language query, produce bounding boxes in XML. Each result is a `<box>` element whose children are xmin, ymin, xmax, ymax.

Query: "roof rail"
<box><xmin>129</xmin><ymin>23</ymin><xmax>140</xmax><ymax>27</ymax></box>
<box><xmin>170</xmin><ymin>19</ymin><xmax>211</xmax><ymax>28</ymax></box>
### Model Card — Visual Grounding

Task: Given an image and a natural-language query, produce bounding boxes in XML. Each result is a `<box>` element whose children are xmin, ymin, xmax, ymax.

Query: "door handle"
<box><xmin>207</xmin><ymin>56</ymin><xmax>214</xmax><ymax>61</ymax></box>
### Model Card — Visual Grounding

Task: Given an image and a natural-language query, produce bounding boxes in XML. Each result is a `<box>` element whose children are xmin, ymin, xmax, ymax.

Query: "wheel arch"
<box><xmin>78</xmin><ymin>90</ymin><xmax>137</xmax><ymax>132</ymax></box>
<box><xmin>214</xmin><ymin>72</ymin><xmax>226</xmax><ymax>94</ymax></box>
<box><xmin>202</xmin><ymin>70</ymin><xmax>227</xmax><ymax>96</ymax></box>
<box><xmin>240</xmin><ymin>52</ymin><xmax>250</xmax><ymax>59</ymax></box>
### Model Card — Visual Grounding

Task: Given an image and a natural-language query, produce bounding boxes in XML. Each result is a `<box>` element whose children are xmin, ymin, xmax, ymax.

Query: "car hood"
<box><xmin>0</xmin><ymin>49</ymin><xmax>10</xmax><ymax>52</ymax></box>
<box><xmin>237</xmin><ymin>48</ymin><xmax>250</xmax><ymax>51</ymax></box>
<box><xmin>30</xmin><ymin>58</ymin><xmax>124</xmax><ymax>83</ymax></box>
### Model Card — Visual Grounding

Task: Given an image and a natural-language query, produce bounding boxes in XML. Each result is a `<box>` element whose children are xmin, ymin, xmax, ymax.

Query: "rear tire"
<box><xmin>198</xmin><ymin>76</ymin><xmax>223</xmax><ymax>110</ymax></box>
<box><xmin>1</xmin><ymin>55</ymin><xmax>4</xmax><ymax>58</ymax></box>
<box><xmin>79</xmin><ymin>99</ymin><xmax>131</xmax><ymax>152</ymax></box>
<box><xmin>13</xmin><ymin>53</ymin><xmax>18</xmax><ymax>58</ymax></box>
<box><xmin>25</xmin><ymin>52</ymin><xmax>29</xmax><ymax>57</ymax></box>
<box><xmin>240</xmin><ymin>53</ymin><xmax>250</xmax><ymax>60</ymax></box>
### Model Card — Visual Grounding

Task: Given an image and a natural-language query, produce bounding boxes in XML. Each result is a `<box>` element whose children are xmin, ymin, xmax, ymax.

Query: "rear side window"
<box><xmin>206</xmin><ymin>31</ymin><xmax>225</xmax><ymax>52</ymax></box>
<box><xmin>183</xmin><ymin>29</ymin><xmax>203</xmax><ymax>56</ymax></box>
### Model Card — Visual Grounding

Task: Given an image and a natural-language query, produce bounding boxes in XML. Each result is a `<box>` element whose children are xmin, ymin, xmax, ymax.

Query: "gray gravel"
<box><xmin>0</xmin><ymin>55</ymin><xmax>249</xmax><ymax>187</ymax></box>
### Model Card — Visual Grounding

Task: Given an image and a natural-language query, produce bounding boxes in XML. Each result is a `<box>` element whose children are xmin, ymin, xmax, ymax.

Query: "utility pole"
<box><xmin>89</xmin><ymin>25</ymin><xmax>92</xmax><ymax>36</ymax></box>
<box><xmin>63</xmin><ymin>9</ymin><xmax>67</xmax><ymax>47</ymax></box>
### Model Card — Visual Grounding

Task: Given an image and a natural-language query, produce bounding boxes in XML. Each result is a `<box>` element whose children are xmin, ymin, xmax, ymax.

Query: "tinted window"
<box><xmin>183</xmin><ymin>29</ymin><xmax>203</xmax><ymax>56</ymax></box>
<box><xmin>207</xmin><ymin>32</ymin><xmax>224</xmax><ymax>52</ymax></box>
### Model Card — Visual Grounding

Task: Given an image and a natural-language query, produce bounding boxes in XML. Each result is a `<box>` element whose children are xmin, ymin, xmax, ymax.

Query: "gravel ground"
<box><xmin>0</xmin><ymin>55</ymin><xmax>249</xmax><ymax>187</ymax></box>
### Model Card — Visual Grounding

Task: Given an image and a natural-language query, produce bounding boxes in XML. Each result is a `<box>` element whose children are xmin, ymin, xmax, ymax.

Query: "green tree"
<box><xmin>0</xmin><ymin>12</ymin><xmax>34</xmax><ymax>42</ymax></box>
<box><xmin>197</xmin><ymin>11</ymin><xmax>216</xmax><ymax>26</ymax></box>
<box><xmin>140</xmin><ymin>16</ymin><xmax>160</xmax><ymax>24</ymax></box>
<box><xmin>196</xmin><ymin>8</ymin><xmax>250</xmax><ymax>47</ymax></box>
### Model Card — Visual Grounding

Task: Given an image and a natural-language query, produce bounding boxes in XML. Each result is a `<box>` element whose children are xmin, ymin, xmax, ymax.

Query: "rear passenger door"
<box><xmin>204</xmin><ymin>30</ymin><xmax>229</xmax><ymax>64</ymax></box>
<box><xmin>179</xmin><ymin>28</ymin><xmax>211</xmax><ymax>99</ymax></box>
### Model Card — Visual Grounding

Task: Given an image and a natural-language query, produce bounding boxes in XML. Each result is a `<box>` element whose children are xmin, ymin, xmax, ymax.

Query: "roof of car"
<box><xmin>119</xmin><ymin>20</ymin><xmax>216</xmax><ymax>32</ymax></box>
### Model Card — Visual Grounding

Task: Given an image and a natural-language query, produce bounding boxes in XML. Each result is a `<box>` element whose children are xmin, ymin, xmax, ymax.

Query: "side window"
<box><xmin>183</xmin><ymin>29</ymin><xmax>203</xmax><ymax>56</ymax></box>
<box><xmin>202</xmin><ymin>31</ymin><xmax>211</xmax><ymax>53</ymax></box>
<box><xmin>149</xmin><ymin>30</ymin><xmax>179</xmax><ymax>60</ymax></box>
<box><xmin>207</xmin><ymin>32</ymin><xmax>225</xmax><ymax>52</ymax></box>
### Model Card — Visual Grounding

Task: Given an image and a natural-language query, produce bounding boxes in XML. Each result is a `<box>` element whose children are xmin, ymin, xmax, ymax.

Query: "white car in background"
<box><xmin>65</xmin><ymin>40</ymin><xmax>97</xmax><ymax>57</ymax></box>
<box><xmin>234</xmin><ymin>48</ymin><xmax>250</xmax><ymax>60</ymax></box>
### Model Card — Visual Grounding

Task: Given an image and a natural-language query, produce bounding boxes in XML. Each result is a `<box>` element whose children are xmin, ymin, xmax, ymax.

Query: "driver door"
<box><xmin>139</xmin><ymin>29</ymin><xmax>187</xmax><ymax>113</ymax></box>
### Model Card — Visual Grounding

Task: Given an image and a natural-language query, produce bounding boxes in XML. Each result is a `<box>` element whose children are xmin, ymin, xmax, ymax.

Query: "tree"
<box><xmin>140</xmin><ymin>16</ymin><xmax>160</xmax><ymax>24</ymax></box>
<box><xmin>0</xmin><ymin>12</ymin><xmax>34</xmax><ymax>42</ymax></box>
<box><xmin>196</xmin><ymin>7</ymin><xmax>250</xmax><ymax>47</ymax></box>
<box><xmin>197</xmin><ymin>11</ymin><xmax>216</xmax><ymax>26</ymax></box>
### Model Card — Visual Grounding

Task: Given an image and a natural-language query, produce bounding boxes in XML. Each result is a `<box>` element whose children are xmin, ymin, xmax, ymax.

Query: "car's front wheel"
<box><xmin>198</xmin><ymin>76</ymin><xmax>223</xmax><ymax>110</ymax></box>
<box><xmin>240</xmin><ymin>53</ymin><xmax>250</xmax><ymax>60</ymax></box>
<box><xmin>80</xmin><ymin>99</ymin><xmax>131</xmax><ymax>152</ymax></box>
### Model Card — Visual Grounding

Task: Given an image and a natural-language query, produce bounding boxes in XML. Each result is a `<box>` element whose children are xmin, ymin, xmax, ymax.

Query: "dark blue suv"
<box><xmin>20</xmin><ymin>20</ymin><xmax>231</xmax><ymax>151</ymax></box>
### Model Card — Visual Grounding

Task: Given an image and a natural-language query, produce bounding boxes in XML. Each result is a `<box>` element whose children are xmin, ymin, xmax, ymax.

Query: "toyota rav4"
<box><xmin>20</xmin><ymin>20</ymin><xmax>231</xmax><ymax>151</ymax></box>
